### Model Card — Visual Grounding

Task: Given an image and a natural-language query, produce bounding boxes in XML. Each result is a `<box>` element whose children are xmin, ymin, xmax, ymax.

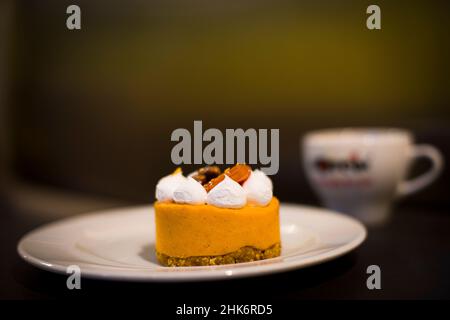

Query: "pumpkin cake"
<box><xmin>154</xmin><ymin>164</ymin><xmax>281</xmax><ymax>266</ymax></box>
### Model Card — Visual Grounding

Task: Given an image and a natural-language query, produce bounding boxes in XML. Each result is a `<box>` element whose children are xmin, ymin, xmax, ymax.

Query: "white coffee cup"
<box><xmin>302</xmin><ymin>128</ymin><xmax>444</xmax><ymax>225</ymax></box>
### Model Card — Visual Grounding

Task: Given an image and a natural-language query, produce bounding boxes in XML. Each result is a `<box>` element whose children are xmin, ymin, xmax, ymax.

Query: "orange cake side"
<box><xmin>154</xmin><ymin>197</ymin><xmax>280</xmax><ymax>258</ymax></box>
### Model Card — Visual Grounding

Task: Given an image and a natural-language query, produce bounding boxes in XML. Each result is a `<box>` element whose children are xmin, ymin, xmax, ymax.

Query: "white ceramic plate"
<box><xmin>18</xmin><ymin>204</ymin><xmax>366</xmax><ymax>282</ymax></box>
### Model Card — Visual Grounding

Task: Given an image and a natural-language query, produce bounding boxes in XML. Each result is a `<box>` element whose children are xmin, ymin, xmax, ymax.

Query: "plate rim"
<box><xmin>17</xmin><ymin>203</ymin><xmax>367</xmax><ymax>282</ymax></box>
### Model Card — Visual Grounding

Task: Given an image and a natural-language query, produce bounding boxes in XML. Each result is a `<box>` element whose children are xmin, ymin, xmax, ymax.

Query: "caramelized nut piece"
<box><xmin>204</xmin><ymin>164</ymin><xmax>251</xmax><ymax>192</ymax></box>
<box><xmin>192</xmin><ymin>174</ymin><xmax>207</xmax><ymax>184</ymax></box>
<box><xmin>224</xmin><ymin>164</ymin><xmax>252</xmax><ymax>184</ymax></box>
<box><xmin>198</xmin><ymin>165</ymin><xmax>221</xmax><ymax>178</ymax></box>
<box><xmin>191</xmin><ymin>166</ymin><xmax>222</xmax><ymax>185</ymax></box>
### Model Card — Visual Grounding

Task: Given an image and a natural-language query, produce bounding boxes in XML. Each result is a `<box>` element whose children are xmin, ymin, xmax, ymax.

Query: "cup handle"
<box><xmin>396</xmin><ymin>144</ymin><xmax>444</xmax><ymax>198</ymax></box>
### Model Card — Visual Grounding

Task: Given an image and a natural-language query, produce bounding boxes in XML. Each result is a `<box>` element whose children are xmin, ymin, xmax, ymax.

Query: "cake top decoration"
<box><xmin>155</xmin><ymin>164</ymin><xmax>273</xmax><ymax>208</ymax></box>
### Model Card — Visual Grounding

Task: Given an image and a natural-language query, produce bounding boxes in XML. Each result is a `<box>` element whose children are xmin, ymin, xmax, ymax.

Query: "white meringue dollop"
<box><xmin>243</xmin><ymin>170</ymin><xmax>273</xmax><ymax>206</ymax></box>
<box><xmin>173</xmin><ymin>177</ymin><xmax>207</xmax><ymax>205</ymax></box>
<box><xmin>206</xmin><ymin>175</ymin><xmax>247</xmax><ymax>208</ymax></box>
<box><xmin>155</xmin><ymin>171</ymin><xmax>187</xmax><ymax>202</ymax></box>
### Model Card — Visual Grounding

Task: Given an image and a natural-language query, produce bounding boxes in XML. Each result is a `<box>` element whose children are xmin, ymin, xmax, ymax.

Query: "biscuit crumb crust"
<box><xmin>157</xmin><ymin>243</ymin><xmax>281</xmax><ymax>267</ymax></box>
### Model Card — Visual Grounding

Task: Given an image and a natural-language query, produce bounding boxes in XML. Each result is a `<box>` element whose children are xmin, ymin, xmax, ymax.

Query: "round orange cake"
<box><xmin>154</xmin><ymin>197</ymin><xmax>281</xmax><ymax>266</ymax></box>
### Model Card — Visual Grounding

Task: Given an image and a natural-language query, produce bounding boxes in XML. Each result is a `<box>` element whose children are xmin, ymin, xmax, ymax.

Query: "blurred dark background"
<box><xmin>1</xmin><ymin>0</ymin><xmax>449</xmax><ymax>219</ymax></box>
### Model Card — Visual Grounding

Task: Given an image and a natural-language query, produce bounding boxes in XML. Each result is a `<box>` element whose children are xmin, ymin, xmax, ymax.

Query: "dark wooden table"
<box><xmin>1</xmin><ymin>200</ymin><xmax>450</xmax><ymax>300</ymax></box>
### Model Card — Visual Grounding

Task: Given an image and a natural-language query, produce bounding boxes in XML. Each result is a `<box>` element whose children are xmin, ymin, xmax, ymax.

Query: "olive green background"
<box><xmin>3</xmin><ymin>0</ymin><xmax>450</xmax><ymax>206</ymax></box>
